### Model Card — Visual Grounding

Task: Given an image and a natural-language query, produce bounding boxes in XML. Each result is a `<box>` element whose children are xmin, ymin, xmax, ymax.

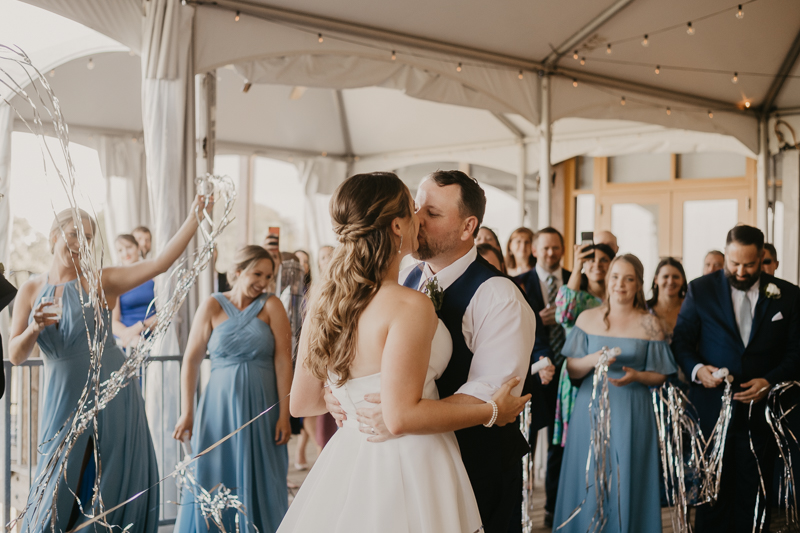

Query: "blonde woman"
<box><xmin>505</xmin><ymin>227</ymin><xmax>536</xmax><ymax>277</ymax></box>
<box><xmin>552</xmin><ymin>255</ymin><xmax>677</xmax><ymax>533</ymax></box>
<box><xmin>278</xmin><ymin>172</ymin><xmax>528</xmax><ymax>533</ymax></box>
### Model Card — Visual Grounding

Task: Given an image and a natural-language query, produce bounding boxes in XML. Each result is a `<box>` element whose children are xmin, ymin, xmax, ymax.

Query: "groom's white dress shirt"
<box><xmin>399</xmin><ymin>246</ymin><xmax>536</xmax><ymax>401</ymax></box>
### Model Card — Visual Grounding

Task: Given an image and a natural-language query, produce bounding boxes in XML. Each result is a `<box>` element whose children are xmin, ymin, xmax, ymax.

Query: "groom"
<box><xmin>326</xmin><ymin>170</ymin><xmax>537</xmax><ymax>533</ymax></box>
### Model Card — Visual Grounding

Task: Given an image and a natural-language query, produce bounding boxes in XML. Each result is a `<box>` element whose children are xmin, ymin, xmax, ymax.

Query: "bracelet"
<box><xmin>483</xmin><ymin>400</ymin><xmax>498</xmax><ymax>428</ymax></box>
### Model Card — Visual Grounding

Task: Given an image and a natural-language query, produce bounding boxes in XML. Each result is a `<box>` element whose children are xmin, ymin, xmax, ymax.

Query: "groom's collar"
<box><xmin>420</xmin><ymin>247</ymin><xmax>477</xmax><ymax>291</ymax></box>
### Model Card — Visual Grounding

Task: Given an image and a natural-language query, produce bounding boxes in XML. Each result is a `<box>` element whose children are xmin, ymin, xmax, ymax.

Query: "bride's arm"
<box><xmin>381</xmin><ymin>293</ymin><xmax>529</xmax><ymax>436</ymax></box>
<box><xmin>289</xmin><ymin>319</ymin><xmax>328</xmax><ymax>417</ymax></box>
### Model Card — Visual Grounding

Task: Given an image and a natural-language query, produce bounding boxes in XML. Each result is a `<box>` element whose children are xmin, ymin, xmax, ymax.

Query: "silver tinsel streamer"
<box><xmin>174</xmin><ymin>458</ymin><xmax>252</xmax><ymax>533</ymax></box>
<box><xmin>765</xmin><ymin>381</ymin><xmax>800</xmax><ymax>530</ymax></box>
<box><xmin>2</xmin><ymin>44</ymin><xmax>236</xmax><ymax>532</ymax></box>
<box><xmin>558</xmin><ymin>346</ymin><xmax>621</xmax><ymax>533</ymax></box>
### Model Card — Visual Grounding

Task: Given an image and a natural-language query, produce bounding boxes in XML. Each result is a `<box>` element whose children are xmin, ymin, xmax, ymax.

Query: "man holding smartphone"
<box><xmin>514</xmin><ymin>227</ymin><xmax>570</xmax><ymax>527</ymax></box>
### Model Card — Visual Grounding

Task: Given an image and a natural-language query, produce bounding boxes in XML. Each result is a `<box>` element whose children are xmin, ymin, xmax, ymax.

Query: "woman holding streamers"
<box><xmin>553</xmin><ymin>255</ymin><xmax>677</xmax><ymax>532</ymax></box>
<box><xmin>10</xmin><ymin>197</ymin><xmax>210</xmax><ymax>533</ymax></box>
<box><xmin>173</xmin><ymin>245</ymin><xmax>293</xmax><ymax>533</ymax></box>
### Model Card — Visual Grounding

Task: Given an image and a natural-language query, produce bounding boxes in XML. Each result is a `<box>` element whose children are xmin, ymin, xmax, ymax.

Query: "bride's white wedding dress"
<box><xmin>277</xmin><ymin>320</ymin><xmax>483</xmax><ymax>533</ymax></box>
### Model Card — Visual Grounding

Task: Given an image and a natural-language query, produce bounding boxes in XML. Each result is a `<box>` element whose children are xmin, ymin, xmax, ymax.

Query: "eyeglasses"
<box><xmin>763</xmin><ymin>259</ymin><xmax>773</xmax><ymax>265</ymax></box>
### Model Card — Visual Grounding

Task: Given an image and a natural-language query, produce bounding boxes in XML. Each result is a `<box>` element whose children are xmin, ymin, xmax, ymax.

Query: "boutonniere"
<box><xmin>765</xmin><ymin>282</ymin><xmax>781</xmax><ymax>300</ymax></box>
<box><xmin>424</xmin><ymin>277</ymin><xmax>444</xmax><ymax>311</ymax></box>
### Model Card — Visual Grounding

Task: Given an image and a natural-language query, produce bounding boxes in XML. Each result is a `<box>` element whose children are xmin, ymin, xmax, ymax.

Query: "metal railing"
<box><xmin>1</xmin><ymin>355</ymin><xmax>200</xmax><ymax>531</ymax></box>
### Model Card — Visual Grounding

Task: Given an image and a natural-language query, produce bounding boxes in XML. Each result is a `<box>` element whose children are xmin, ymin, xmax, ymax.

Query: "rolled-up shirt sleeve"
<box><xmin>454</xmin><ymin>277</ymin><xmax>537</xmax><ymax>402</ymax></box>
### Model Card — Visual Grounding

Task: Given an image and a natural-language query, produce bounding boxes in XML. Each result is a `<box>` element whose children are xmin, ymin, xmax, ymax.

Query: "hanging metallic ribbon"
<box><xmin>765</xmin><ymin>381</ymin><xmax>800</xmax><ymax>530</ymax></box>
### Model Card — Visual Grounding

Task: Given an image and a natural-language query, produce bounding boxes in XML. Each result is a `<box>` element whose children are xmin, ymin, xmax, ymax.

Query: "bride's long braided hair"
<box><xmin>304</xmin><ymin>172</ymin><xmax>412</xmax><ymax>386</ymax></box>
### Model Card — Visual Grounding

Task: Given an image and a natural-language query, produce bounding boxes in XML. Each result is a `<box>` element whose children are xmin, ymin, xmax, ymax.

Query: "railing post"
<box><xmin>2</xmin><ymin>361</ymin><xmax>11</xmax><ymax>529</ymax></box>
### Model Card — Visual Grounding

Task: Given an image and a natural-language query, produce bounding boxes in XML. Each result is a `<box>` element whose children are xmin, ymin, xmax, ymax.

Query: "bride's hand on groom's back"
<box><xmin>324</xmin><ymin>385</ymin><xmax>347</xmax><ymax>427</ymax></box>
<box><xmin>491</xmin><ymin>377</ymin><xmax>532</xmax><ymax>427</ymax></box>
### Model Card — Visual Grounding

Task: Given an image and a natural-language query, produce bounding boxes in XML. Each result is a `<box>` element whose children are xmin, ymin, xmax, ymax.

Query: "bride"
<box><xmin>278</xmin><ymin>172</ymin><xmax>529</xmax><ymax>533</ymax></box>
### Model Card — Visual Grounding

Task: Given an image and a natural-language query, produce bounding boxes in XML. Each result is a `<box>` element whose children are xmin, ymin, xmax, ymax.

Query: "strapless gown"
<box><xmin>277</xmin><ymin>320</ymin><xmax>483</xmax><ymax>533</ymax></box>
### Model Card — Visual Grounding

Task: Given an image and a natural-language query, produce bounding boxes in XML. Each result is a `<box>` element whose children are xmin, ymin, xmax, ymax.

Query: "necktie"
<box><xmin>546</xmin><ymin>275</ymin><xmax>566</xmax><ymax>364</ymax></box>
<box><xmin>738</xmin><ymin>291</ymin><xmax>752</xmax><ymax>347</ymax></box>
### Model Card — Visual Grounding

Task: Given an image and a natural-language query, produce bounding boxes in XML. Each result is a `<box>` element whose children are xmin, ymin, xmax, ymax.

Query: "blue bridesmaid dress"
<box><xmin>174</xmin><ymin>293</ymin><xmax>288</xmax><ymax>533</ymax></box>
<box><xmin>22</xmin><ymin>278</ymin><xmax>160</xmax><ymax>533</ymax></box>
<box><xmin>119</xmin><ymin>280</ymin><xmax>156</xmax><ymax>327</ymax></box>
<box><xmin>552</xmin><ymin>327</ymin><xmax>677</xmax><ymax>533</ymax></box>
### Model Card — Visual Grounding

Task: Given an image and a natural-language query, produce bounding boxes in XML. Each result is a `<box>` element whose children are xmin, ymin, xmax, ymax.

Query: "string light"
<box><xmin>580</xmin><ymin>57</ymin><xmax>586</xmax><ymax>66</ymax></box>
<box><xmin>573</xmin><ymin>79</ymin><xmax>578</xmax><ymax>87</ymax></box>
<box><xmin>708</xmin><ymin>110</ymin><xmax>714</xmax><ymax>118</ymax></box>
<box><xmin>242</xmin><ymin>81</ymin><xmax>252</xmax><ymax>93</ymax></box>
<box><xmin>642</xmin><ymin>34</ymin><xmax>649</xmax><ymax>47</ymax></box>
<box><xmin>736</xmin><ymin>4</ymin><xmax>744</xmax><ymax>18</ymax></box>
<box><xmin>666</xmin><ymin>107</ymin><xmax>672</xmax><ymax>115</ymax></box>
<box><xmin>732</xmin><ymin>72</ymin><xmax>739</xmax><ymax>83</ymax></box>
<box><xmin>48</xmin><ymin>69</ymin><xmax>55</xmax><ymax>78</ymax></box>
<box><xmin>620</xmin><ymin>96</ymin><xmax>626</xmax><ymax>106</ymax></box>
<box><xmin>318</xmin><ymin>33</ymin><xmax>324</xmax><ymax>43</ymax></box>
<box><xmin>606</xmin><ymin>44</ymin><xmax>612</xmax><ymax>54</ymax></box>
<box><xmin>518</xmin><ymin>70</ymin><xmax>524</xmax><ymax>80</ymax></box>
<box><xmin>234</xmin><ymin>11</ymin><xmax>240</xmax><ymax>21</ymax></box>
<box><xmin>321</xmin><ymin>151</ymin><xmax>328</xmax><ymax>157</ymax></box>
<box><xmin>573</xmin><ymin>50</ymin><xmax>579</xmax><ymax>60</ymax></box>
<box><xmin>655</xmin><ymin>65</ymin><xmax>661</xmax><ymax>74</ymax></box>
<box><xmin>391</xmin><ymin>50</ymin><xmax>396</xmax><ymax>60</ymax></box>
<box><xmin>456</xmin><ymin>62</ymin><xmax>462</xmax><ymax>72</ymax></box>
<box><xmin>686</xmin><ymin>22</ymin><xmax>695</xmax><ymax>35</ymax></box>
<box><xmin>745</xmin><ymin>101</ymin><xmax>751</xmax><ymax>108</ymax></box>
<box><xmin>87</xmin><ymin>58</ymin><xmax>94</xmax><ymax>70</ymax></box>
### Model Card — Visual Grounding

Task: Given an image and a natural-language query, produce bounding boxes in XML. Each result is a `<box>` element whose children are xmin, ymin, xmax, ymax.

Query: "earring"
<box><xmin>398</xmin><ymin>234</ymin><xmax>404</xmax><ymax>255</ymax></box>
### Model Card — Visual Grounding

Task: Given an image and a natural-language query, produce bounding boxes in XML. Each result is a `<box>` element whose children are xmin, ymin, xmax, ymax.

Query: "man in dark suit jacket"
<box><xmin>514</xmin><ymin>227</ymin><xmax>570</xmax><ymax>527</ymax></box>
<box><xmin>0</xmin><ymin>270</ymin><xmax>17</xmax><ymax>399</ymax></box>
<box><xmin>672</xmin><ymin>225</ymin><xmax>800</xmax><ymax>533</ymax></box>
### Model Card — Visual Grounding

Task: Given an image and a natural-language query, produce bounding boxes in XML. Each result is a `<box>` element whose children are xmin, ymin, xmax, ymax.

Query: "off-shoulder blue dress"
<box><xmin>552</xmin><ymin>326</ymin><xmax>677</xmax><ymax>533</ymax></box>
<box><xmin>22</xmin><ymin>278</ymin><xmax>159</xmax><ymax>533</ymax></box>
<box><xmin>174</xmin><ymin>293</ymin><xmax>288</xmax><ymax>533</ymax></box>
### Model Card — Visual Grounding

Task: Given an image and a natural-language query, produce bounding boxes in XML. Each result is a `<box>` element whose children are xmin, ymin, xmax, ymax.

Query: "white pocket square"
<box><xmin>772</xmin><ymin>312</ymin><xmax>784</xmax><ymax>322</ymax></box>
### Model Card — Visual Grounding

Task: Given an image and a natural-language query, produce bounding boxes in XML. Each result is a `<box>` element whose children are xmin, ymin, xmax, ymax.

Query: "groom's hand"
<box><xmin>323</xmin><ymin>386</ymin><xmax>347</xmax><ymax>427</ymax></box>
<box><xmin>356</xmin><ymin>393</ymin><xmax>398</xmax><ymax>443</ymax></box>
<box><xmin>697</xmin><ymin>365</ymin><xmax>724</xmax><ymax>388</ymax></box>
<box><xmin>733</xmin><ymin>378</ymin><xmax>770</xmax><ymax>403</ymax></box>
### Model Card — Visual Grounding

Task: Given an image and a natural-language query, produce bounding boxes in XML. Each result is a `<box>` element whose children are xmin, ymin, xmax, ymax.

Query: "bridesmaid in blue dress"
<box><xmin>553</xmin><ymin>254</ymin><xmax>678</xmax><ymax>533</ymax></box>
<box><xmin>173</xmin><ymin>245</ymin><xmax>293</xmax><ymax>533</ymax></box>
<box><xmin>9</xmin><ymin>199</ymin><xmax>208</xmax><ymax>533</ymax></box>
<box><xmin>112</xmin><ymin>234</ymin><xmax>158</xmax><ymax>349</ymax></box>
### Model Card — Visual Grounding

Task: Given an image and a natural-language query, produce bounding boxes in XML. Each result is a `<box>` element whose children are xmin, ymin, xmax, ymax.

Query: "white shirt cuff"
<box><xmin>691</xmin><ymin>363</ymin><xmax>704</xmax><ymax>384</ymax></box>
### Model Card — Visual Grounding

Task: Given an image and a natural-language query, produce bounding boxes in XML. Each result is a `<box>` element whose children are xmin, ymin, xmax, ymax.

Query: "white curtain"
<box><xmin>0</xmin><ymin>104</ymin><xmax>13</xmax><ymax>264</ymax></box>
<box><xmin>94</xmin><ymin>134</ymin><xmax>149</xmax><ymax>258</ymax></box>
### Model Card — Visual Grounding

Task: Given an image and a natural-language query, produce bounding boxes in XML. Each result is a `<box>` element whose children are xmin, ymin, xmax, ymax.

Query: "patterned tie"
<box><xmin>738</xmin><ymin>291</ymin><xmax>752</xmax><ymax>347</ymax></box>
<box><xmin>546</xmin><ymin>275</ymin><xmax>566</xmax><ymax>365</ymax></box>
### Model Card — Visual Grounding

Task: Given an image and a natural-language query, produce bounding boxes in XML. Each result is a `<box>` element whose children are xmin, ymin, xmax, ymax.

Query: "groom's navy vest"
<box><xmin>404</xmin><ymin>256</ymin><xmax>530</xmax><ymax>484</ymax></box>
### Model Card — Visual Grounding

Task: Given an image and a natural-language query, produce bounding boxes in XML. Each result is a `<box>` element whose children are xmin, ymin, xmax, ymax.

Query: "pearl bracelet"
<box><xmin>483</xmin><ymin>400</ymin><xmax>498</xmax><ymax>428</ymax></box>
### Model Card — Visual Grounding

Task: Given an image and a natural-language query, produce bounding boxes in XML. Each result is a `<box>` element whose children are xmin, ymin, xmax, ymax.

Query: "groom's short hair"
<box><xmin>726</xmin><ymin>224</ymin><xmax>764</xmax><ymax>252</ymax></box>
<box><xmin>427</xmin><ymin>170</ymin><xmax>486</xmax><ymax>237</ymax></box>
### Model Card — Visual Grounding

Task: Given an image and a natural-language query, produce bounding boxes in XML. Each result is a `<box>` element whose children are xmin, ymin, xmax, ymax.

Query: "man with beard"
<box><xmin>326</xmin><ymin>170</ymin><xmax>537</xmax><ymax>533</ymax></box>
<box><xmin>672</xmin><ymin>224</ymin><xmax>800</xmax><ymax>533</ymax></box>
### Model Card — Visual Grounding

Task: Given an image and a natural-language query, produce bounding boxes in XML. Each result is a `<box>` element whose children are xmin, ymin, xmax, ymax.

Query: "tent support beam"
<box><xmin>544</xmin><ymin>0</ymin><xmax>636</xmax><ymax>67</ymax></box>
<box><xmin>538</xmin><ymin>74</ymin><xmax>552</xmax><ymax>230</ymax></box>
<box><xmin>492</xmin><ymin>112</ymin><xmax>525</xmax><ymax>140</ymax></box>
<box><xmin>334</xmin><ymin>89</ymin><xmax>355</xmax><ymax>175</ymax></box>
<box><xmin>761</xmin><ymin>28</ymin><xmax>800</xmax><ymax>118</ymax></box>
<box><xmin>188</xmin><ymin>0</ymin><xmax>749</xmax><ymax>114</ymax></box>
<box><xmin>757</xmin><ymin>117</ymin><xmax>769</xmax><ymax>231</ymax></box>
<box><xmin>517</xmin><ymin>141</ymin><xmax>527</xmax><ymax>226</ymax></box>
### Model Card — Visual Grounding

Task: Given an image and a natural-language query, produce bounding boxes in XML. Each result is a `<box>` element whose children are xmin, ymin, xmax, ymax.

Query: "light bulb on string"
<box><xmin>518</xmin><ymin>70</ymin><xmax>524</xmax><ymax>80</ymax></box>
<box><xmin>456</xmin><ymin>62</ymin><xmax>462</xmax><ymax>72</ymax></box>
<box><xmin>87</xmin><ymin>58</ymin><xmax>94</xmax><ymax>70</ymax></box>
<box><xmin>686</xmin><ymin>22</ymin><xmax>695</xmax><ymax>35</ymax></box>
<box><xmin>572</xmin><ymin>79</ymin><xmax>578</xmax><ymax>88</ymax></box>
<box><xmin>620</xmin><ymin>96</ymin><xmax>626</xmax><ymax>106</ymax></box>
<box><xmin>708</xmin><ymin>110</ymin><xmax>714</xmax><ymax>118</ymax></box>
<box><xmin>391</xmin><ymin>51</ymin><xmax>396</xmax><ymax>60</ymax></box>
<box><xmin>736</xmin><ymin>4</ymin><xmax>744</xmax><ymax>18</ymax></box>
<box><xmin>318</xmin><ymin>33</ymin><xmax>324</xmax><ymax>43</ymax></box>
<box><xmin>580</xmin><ymin>57</ymin><xmax>586</xmax><ymax>66</ymax></box>
<box><xmin>234</xmin><ymin>11</ymin><xmax>240</xmax><ymax>21</ymax></box>
<box><xmin>573</xmin><ymin>50</ymin><xmax>579</xmax><ymax>60</ymax></box>
<box><xmin>606</xmin><ymin>44</ymin><xmax>612</xmax><ymax>54</ymax></box>
<box><xmin>732</xmin><ymin>72</ymin><xmax>738</xmax><ymax>84</ymax></box>
<box><xmin>642</xmin><ymin>34</ymin><xmax>649</xmax><ymax>47</ymax></box>
<box><xmin>745</xmin><ymin>101</ymin><xmax>751</xmax><ymax>108</ymax></box>
<box><xmin>49</xmin><ymin>69</ymin><xmax>55</xmax><ymax>78</ymax></box>
<box><xmin>655</xmin><ymin>65</ymin><xmax>660</xmax><ymax>74</ymax></box>
<box><xmin>666</xmin><ymin>107</ymin><xmax>671</xmax><ymax>115</ymax></box>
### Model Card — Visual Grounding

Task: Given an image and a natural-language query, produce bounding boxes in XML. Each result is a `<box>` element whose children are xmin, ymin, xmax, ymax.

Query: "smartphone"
<box><xmin>580</xmin><ymin>231</ymin><xmax>594</xmax><ymax>260</ymax></box>
<box><xmin>264</xmin><ymin>226</ymin><xmax>280</xmax><ymax>250</ymax></box>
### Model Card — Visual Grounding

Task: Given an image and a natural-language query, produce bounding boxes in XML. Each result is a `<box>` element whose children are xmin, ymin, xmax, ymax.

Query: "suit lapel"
<box><xmin>715</xmin><ymin>270</ymin><xmax>741</xmax><ymax>345</ymax></box>
<box><xmin>748</xmin><ymin>277</ymin><xmax>772</xmax><ymax>345</ymax></box>
<box><xmin>530</xmin><ymin>270</ymin><xmax>545</xmax><ymax>311</ymax></box>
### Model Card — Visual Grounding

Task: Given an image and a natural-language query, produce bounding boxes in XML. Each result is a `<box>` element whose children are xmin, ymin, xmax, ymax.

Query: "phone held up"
<box><xmin>580</xmin><ymin>231</ymin><xmax>594</xmax><ymax>260</ymax></box>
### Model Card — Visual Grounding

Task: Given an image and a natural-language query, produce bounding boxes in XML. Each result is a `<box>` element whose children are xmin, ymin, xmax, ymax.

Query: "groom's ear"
<box><xmin>461</xmin><ymin>216</ymin><xmax>479</xmax><ymax>242</ymax></box>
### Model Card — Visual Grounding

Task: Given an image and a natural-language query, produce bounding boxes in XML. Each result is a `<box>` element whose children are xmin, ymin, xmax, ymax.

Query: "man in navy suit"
<box><xmin>672</xmin><ymin>224</ymin><xmax>800</xmax><ymax>533</ymax></box>
<box><xmin>514</xmin><ymin>227</ymin><xmax>570</xmax><ymax>527</ymax></box>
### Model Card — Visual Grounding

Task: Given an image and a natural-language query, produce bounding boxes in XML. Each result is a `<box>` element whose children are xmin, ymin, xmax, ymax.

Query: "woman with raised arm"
<box><xmin>277</xmin><ymin>172</ymin><xmax>529</xmax><ymax>533</ymax></box>
<box><xmin>172</xmin><ymin>245</ymin><xmax>292</xmax><ymax>533</ymax></box>
<box><xmin>553</xmin><ymin>255</ymin><xmax>677</xmax><ymax>533</ymax></box>
<box><xmin>112</xmin><ymin>234</ymin><xmax>158</xmax><ymax>350</ymax></box>
<box><xmin>9</xmin><ymin>197</ymin><xmax>209</xmax><ymax>533</ymax></box>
